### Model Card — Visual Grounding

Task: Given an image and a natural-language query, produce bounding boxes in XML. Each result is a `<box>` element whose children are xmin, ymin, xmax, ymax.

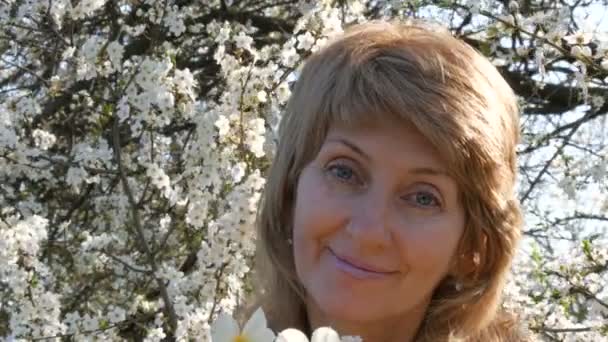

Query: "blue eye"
<box><xmin>326</xmin><ymin>163</ymin><xmax>359</xmax><ymax>184</ymax></box>
<box><xmin>405</xmin><ymin>191</ymin><xmax>441</xmax><ymax>208</ymax></box>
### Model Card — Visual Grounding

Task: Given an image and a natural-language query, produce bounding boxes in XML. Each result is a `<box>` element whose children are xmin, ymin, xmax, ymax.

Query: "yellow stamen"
<box><xmin>232</xmin><ymin>334</ymin><xmax>250</xmax><ymax>342</ymax></box>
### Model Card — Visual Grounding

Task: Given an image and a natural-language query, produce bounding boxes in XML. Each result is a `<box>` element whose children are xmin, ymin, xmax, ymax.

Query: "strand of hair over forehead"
<box><xmin>322</xmin><ymin>39</ymin><xmax>449</xmax><ymax>130</ymax></box>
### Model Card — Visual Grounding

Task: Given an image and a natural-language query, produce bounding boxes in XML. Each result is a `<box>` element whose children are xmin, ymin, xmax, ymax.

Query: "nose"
<box><xmin>345</xmin><ymin>188</ymin><xmax>393</xmax><ymax>251</ymax></box>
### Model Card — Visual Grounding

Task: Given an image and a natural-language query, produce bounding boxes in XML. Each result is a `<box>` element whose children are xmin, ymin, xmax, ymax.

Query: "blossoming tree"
<box><xmin>0</xmin><ymin>0</ymin><xmax>606</xmax><ymax>340</ymax></box>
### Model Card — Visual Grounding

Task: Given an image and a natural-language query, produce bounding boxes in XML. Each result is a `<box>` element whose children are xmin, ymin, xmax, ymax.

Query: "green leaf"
<box><xmin>30</xmin><ymin>274</ymin><xmax>39</xmax><ymax>288</ymax></box>
<box><xmin>486</xmin><ymin>26</ymin><xmax>499</xmax><ymax>39</ymax></box>
<box><xmin>103</xmin><ymin>103</ymin><xmax>114</xmax><ymax>116</ymax></box>
<box><xmin>582</xmin><ymin>239</ymin><xmax>593</xmax><ymax>260</ymax></box>
<box><xmin>531</xmin><ymin>244</ymin><xmax>543</xmax><ymax>264</ymax></box>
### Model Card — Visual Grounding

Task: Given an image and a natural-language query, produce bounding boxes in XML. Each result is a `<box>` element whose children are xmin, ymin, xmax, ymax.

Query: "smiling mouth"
<box><xmin>327</xmin><ymin>248</ymin><xmax>397</xmax><ymax>280</ymax></box>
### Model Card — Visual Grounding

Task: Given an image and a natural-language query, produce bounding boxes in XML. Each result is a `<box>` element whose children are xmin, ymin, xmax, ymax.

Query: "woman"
<box><xmin>253</xmin><ymin>20</ymin><xmax>525</xmax><ymax>341</ymax></box>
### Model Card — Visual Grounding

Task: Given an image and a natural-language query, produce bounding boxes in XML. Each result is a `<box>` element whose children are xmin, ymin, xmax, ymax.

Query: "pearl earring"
<box><xmin>454</xmin><ymin>281</ymin><xmax>463</xmax><ymax>291</ymax></box>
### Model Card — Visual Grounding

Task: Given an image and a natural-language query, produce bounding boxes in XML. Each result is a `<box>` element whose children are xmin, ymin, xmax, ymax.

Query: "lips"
<box><xmin>328</xmin><ymin>248</ymin><xmax>397</xmax><ymax>279</ymax></box>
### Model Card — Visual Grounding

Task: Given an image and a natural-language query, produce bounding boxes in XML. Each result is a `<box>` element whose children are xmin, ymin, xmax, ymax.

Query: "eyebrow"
<box><xmin>325</xmin><ymin>137</ymin><xmax>452</xmax><ymax>178</ymax></box>
<box><xmin>326</xmin><ymin>138</ymin><xmax>371</xmax><ymax>161</ymax></box>
<box><xmin>408</xmin><ymin>167</ymin><xmax>451</xmax><ymax>178</ymax></box>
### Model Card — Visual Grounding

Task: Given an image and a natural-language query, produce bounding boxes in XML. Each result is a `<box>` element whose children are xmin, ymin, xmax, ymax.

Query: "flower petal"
<box><xmin>341</xmin><ymin>336</ymin><xmax>362</xmax><ymax>342</ymax></box>
<box><xmin>311</xmin><ymin>327</ymin><xmax>341</xmax><ymax>342</ymax></box>
<box><xmin>248</xmin><ymin>327</ymin><xmax>276</xmax><ymax>342</ymax></box>
<box><xmin>242</xmin><ymin>307</ymin><xmax>267</xmax><ymax>335</ymax></box>
<box><xmin>210</xmin><ymin>313</ymin><xmax>239</xmax><ymax>342</ymax></box>
<box><xmin>276</xmin><ymin>328</ymin><xmax>310</xmax><ymax>342</ymax></box>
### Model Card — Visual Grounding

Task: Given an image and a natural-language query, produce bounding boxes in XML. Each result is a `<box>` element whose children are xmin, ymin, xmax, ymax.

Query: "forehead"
<box><xmin>322</xmin><ymin>118</ymin><xmax>450</xmax><ymax>173</ymax></box>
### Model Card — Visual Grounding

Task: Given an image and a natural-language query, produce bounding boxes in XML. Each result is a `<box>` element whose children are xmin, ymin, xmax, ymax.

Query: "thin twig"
<box><xmin>520</xmin><ymin>114</ymin><xmax>586</xmax><ymax>203</ymax></box>
<box><xmin>111</xmin><ymin>116</ymin><xmax>179</xmax><ymax>332</ymax></box>
<box><xmin>0</xmin><ymin>57</ymin><xmax>50</xmax><ymax>87</ymax></box>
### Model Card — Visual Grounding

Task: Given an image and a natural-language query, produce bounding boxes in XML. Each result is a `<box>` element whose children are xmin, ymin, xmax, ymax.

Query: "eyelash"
<box><xmin>324</xmin><ymin>161</ymin><xmax>443</xmax><ymax>209</ymax></box>
<box><xmin>402</xmin><ymin>192</ymin><xmax>442</xmax><ymax>209</ymax></box>
<box><xmin>325</xmin><ymin>162</ymin><xmax>362</xmax><ymax>185</ymax></box>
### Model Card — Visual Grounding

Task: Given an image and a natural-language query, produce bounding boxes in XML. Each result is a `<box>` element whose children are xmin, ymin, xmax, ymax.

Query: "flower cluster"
<box><xmin>210</xmin><ymin>308</ymin><xmax>360</xmax><ymax>342</ymax></box>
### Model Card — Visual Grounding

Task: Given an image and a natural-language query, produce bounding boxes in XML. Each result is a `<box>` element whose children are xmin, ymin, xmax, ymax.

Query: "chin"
<box><xmin>311</xmin><ymin>289</ymin><xmax>387</xmax><ymax>323</ymax></box>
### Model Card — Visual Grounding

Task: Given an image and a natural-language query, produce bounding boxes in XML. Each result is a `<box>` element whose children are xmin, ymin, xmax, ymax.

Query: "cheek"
<box><xmin>292</xmin><ymin>169</ymin><xmax>348</xmax><ymax>274</ymax></box>
<box><xmin>394</xmin><ymin>216</ymin><xmax>464</xmax><ymax>272</ymax></box>
<box><xmin>292</xmin><ymin>170</ymin><xmax>346</xmax><ymax>242</ymax></box>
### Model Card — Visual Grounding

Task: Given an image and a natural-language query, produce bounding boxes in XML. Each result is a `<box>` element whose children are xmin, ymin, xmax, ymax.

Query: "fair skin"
<box><xmin>292</xmin><ymin>117</ymin><xmax>466</xmax><ymax>342</ymax></box>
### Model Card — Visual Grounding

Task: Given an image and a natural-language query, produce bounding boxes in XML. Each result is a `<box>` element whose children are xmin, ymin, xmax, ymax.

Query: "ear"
<box><xmin>447</xmin><ymin>230</ymin><xmax>474</xmax><ymax>278</ymax></box>
<box><xmin>448</xmin><ymin>245</ymin><xmax>481</xmax><ymax>279</ymax></box>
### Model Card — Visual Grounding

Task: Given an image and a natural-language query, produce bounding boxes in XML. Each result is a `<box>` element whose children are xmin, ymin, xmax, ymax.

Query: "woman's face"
<box><xmin>292</xmin><ymin>118</ymin><xmax>465</xmax><ymax>325</ymax></box>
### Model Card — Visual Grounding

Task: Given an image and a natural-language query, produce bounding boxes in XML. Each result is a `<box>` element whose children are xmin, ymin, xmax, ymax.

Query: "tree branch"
<box><xmin>111</xmin><ymin>116</ymin><xmax>178</xmax><ymax>333</ymax></box>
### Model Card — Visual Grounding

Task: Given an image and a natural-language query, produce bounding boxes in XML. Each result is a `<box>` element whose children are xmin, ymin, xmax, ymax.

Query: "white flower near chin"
<box><xmin>311</xmin><ymin>328</ymin><xmax>341</xmax><ymax>342</ymax></box>
<box><xmin>210</xmin><ymin>308</ymin><xmax>275</xmax><ymax>342</ymax></box>
<box><xmin>277</xmin><ymin>327</ymin><xmax>350</xmax><ymax>342</ymax></box>
<box><xmin>277</xmin><ymin>329</ymin><xmax>309</xmax><ymax>342</ymax></box>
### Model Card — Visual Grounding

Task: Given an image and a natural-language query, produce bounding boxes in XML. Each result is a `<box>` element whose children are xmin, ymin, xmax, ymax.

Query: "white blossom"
<box><xmin>107</xmin><ymin>306</ymin><xmax>126</xmax><ymax>324</ymax></box>
<box><xmin>235</xmin><ymin>32</ymin><xmax>254</xmax><ymax>51</ymax></box>
<box><xmin>281</xmin><ymin>47</ymin><xmax>299</xmax><ymax>67</ymax></box>
<box><xmin>231</xmin><ymin>162</ymin><xmax>247</xmax><ymax>183</ymax></box>
<box><xmin>564</xmin><ymin>32</ymin><xmax>593</xmax><ymax>45</ymax></box>
<box><xmin>215</xmin><ymin>115</ymin><xmax>231</xmax><ymax>138</ymax></box>
<box><xmin>71</xmin><ymin>0</ymin><xmax>106</xmax><ymax>19</ymax></box>
<box><xmin>174</xmin><ymin>68</ymin><xmax>196</xmax><ymax>98</ymax></box>
<box><xmin>297</xmin><ymin>32</ymin><xmax>315</xmax><ymax>50</ymax></box>
<box><xmin>571</xmin><ymin>45</ymin><xmax>592</xmax><ymax>58</ymax></box>
<box><xmin>210</xmin><ymin>308</ymin><xmax>274</xmax><ymax>342</ymax></box>
<box><xmin>32</xmin><ymin>129</ymin><xmax>56</xmax><ymax>150</ymax></box>
<box><xmin>165</xmin><ymin>6</ymin><xmax>186</xmax><ymax>37</ymax></box>
<box><xmin>107</xmin><ymin>41</ymin><xmax>125</xmax><ymax>68</ymax></box>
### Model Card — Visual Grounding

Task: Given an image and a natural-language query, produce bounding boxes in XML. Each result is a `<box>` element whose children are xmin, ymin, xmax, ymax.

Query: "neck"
<box><xmin>305</xmin><ymin>297</ymin><xmax>429</xmax><ymax>342</ymax></box>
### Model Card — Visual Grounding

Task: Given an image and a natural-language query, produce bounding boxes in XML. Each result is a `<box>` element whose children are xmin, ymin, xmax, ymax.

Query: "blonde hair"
<box><xmin>253</xmin><ymin>20</ymin><xmax>524</xmax><ymax>341</ymax></box>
